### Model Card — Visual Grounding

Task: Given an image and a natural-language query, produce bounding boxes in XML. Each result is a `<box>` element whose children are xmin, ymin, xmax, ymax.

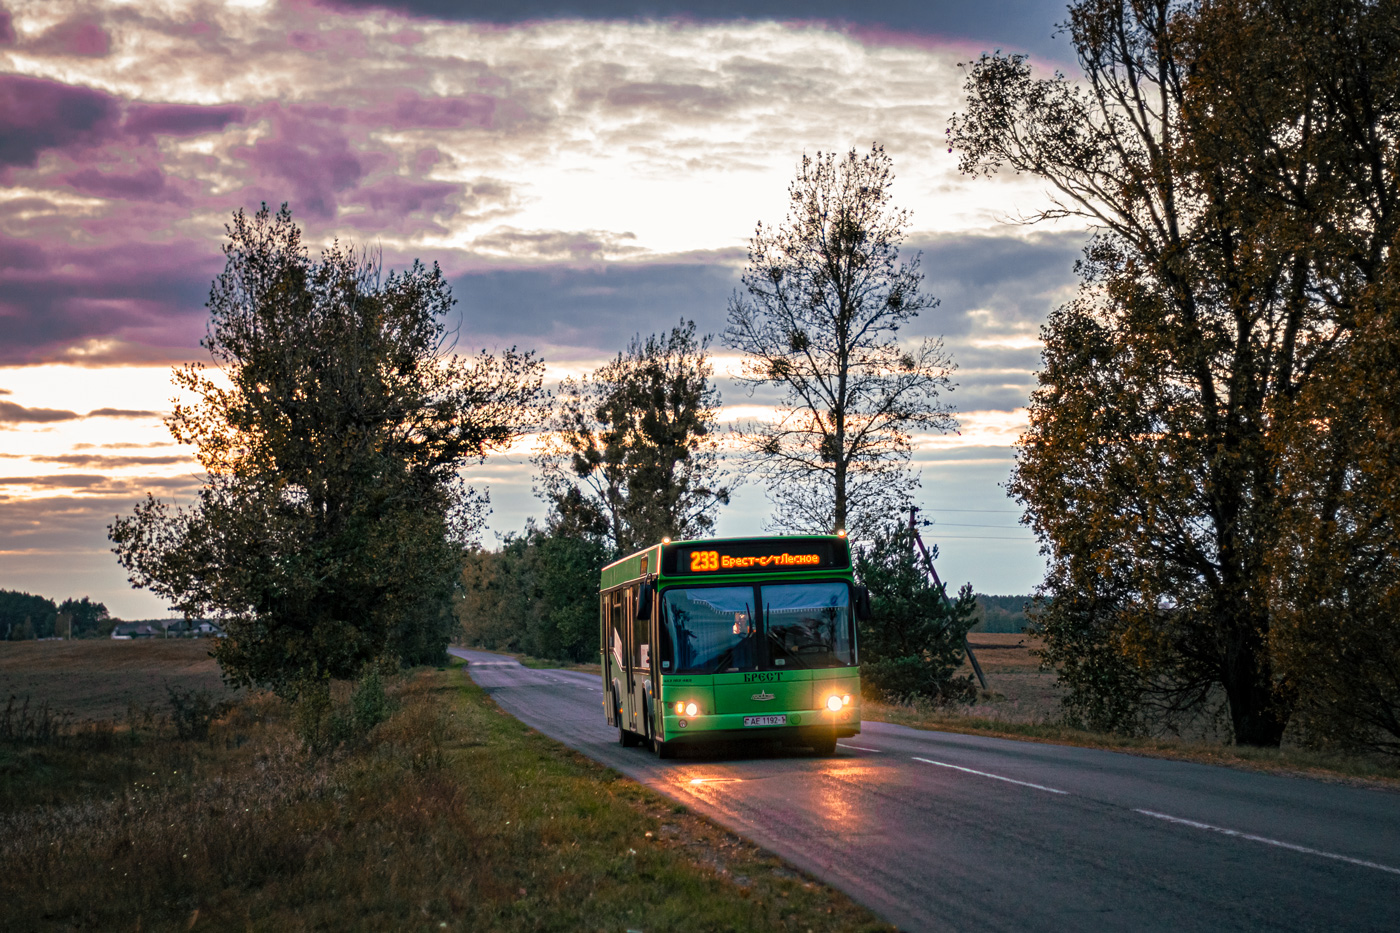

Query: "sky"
<box><xmin>0</xmin><ymin>0</ymin><xmax>1088</xmax><ymax>619</ymax></box>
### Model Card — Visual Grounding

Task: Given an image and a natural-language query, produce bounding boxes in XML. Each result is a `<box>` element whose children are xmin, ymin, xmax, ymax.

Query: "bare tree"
<box><xmin>724</xmin><ymin>144</ymin><xmax>957</xmax><ymax>540</ymax></box>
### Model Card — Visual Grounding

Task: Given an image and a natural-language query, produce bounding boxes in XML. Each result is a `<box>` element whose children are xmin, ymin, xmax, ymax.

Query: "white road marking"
<box><xmin>1134</xmin><ymin>809</ymin><xmax>1400</xmax><ymax>876</ymax></box>
<box><xmin>913</xmin><ymin>757</ymin><xmax>1068</xmax><ymax>795</ymax></box>
<box><xmin>837</xmin><ymin>743</ymin><xmax>881</xmax><ymax>752</ymax></box>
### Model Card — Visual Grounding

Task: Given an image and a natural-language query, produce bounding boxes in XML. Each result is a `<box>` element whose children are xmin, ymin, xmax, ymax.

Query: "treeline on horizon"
<box><xmin>0</xmin><ymin>589</ymin><xmax>111</xmax><ymax>640</ymax></box>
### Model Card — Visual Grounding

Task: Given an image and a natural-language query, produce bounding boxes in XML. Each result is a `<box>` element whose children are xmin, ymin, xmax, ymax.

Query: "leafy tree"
<box><xmin>950</xmin><ymin>0</ymin><xmax>1400</xmax><ymax>746</ymax></box>
<box><xmin>57</xmin><ymin>597</ymin><xmax>109</xmax><ymax>637</ymax></box>
<box><xmin>0</xmin><ymin>589</ymin><xmax>56</xmax><ymax>640</ymax></box>
<box><xmin>535</xmin><ymin>319</ymin><xmax>732</xmax><ymax>555</ymax></box>
<box><xmin>454</xmin><ymin>523</ymin><xmax>606</xmax><ymax>663</ymax></box>
<box><xmin>724</xmin><ymin>145</ymin><xmax>957</xmax><ymax>541</ymax></box>
<box><xmin>110</xmin><ymin>205</ymin><xmax>544</xmax><ymax>697</ymax></box>
<box><xmin>854</xmin><ymin>526</ymin><xmax>977</xmax><ymax>704</ymax></box>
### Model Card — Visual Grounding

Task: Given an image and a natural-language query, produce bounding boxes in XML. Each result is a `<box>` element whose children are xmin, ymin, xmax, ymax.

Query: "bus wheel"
<box><xmin>810</xmin><ymin>733</ymin><xmax>837</xmax><ymax>756</ymax></box>
<box><xmin>619</xmin><ymin>721</ymin><xmax>641</xmax><ymax>747</ymax></box>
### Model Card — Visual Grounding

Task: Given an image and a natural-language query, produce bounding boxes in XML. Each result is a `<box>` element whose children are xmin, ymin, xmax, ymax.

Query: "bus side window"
<box><xmin>610</xmin><ymin>592</ymin><xmax>626</xmax><ymax>670</ymax></box>
<box><xmin>627</xmin><ymin>585</ymin><xmax>647</xmax><ymax>669</ymax></box>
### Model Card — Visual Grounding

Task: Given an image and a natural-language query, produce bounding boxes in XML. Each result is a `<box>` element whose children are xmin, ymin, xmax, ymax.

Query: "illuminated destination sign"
<box><xmin>671</xmin><ymin>539</ymin><xmax>845</xmax><ymax>575</ymax></box>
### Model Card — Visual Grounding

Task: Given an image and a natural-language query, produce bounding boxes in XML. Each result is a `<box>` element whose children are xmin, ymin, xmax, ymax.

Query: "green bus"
<box><xmin>601</xmin><ymin>535</ymin><xmax>869</xmax><ymax>758</ymax></box>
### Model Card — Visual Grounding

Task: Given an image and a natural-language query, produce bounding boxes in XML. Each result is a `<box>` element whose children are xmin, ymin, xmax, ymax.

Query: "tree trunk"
<box><xmin>1222</xmin><ymin>620</ymin><xmax>1289</xmax><ymax>747</ymax></box>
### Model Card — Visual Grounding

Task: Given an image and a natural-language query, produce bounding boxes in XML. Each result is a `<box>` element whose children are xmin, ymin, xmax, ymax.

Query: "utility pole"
<box><xmin>909</xmin><ymin>505</ymin><xmax>987</xmax><ymax>690</ymax></box>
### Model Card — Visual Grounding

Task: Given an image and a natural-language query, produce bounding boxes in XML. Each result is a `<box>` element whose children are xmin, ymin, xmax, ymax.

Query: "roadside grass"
<box><xmin>1</xmin><ymin>661</ymin><xmax>891</xmax><ymax>932</ymax></box>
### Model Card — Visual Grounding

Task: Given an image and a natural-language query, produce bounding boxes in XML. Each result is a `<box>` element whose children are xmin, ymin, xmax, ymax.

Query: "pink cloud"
<box><xmin>0</xmin><ymin>75</ymin><xmax>121</xmax><ymax>169</ymax></box>
<box><xmin>33</xmin><ymin>17</ymin><xmax>112</xmax><ymax>57</ymax></box>
<box><xmin>348</xmin><ymin>176</ymin><xmax>459</xmax><ymax>215</ymax></box>
<box><xmin>123</xmin><ymin>104</ymin><xmax>247</xmax><ymax>141</ymax></box>
<box><xmin>62</xmin><ymin>167</ymin><xmax>186</xmax><ymax>203</ymax></box>
<box><xmin>0</xmin><ymin>8</ymin><xmax>14</xmax><ymax>45</ymax></box>
<box><xmin>0</xmin><ymin>234</ymin><xmax>218</xmax><ymax>365</ymax></box>
<box><xmin>389</xmin><ymin>91</ymin><xmax>498</xmax><ymax>129</ymax></box>
<box><xmin>233</xmin><ymin>109</ymin><xmax>368</xmax><ymax>219</ymax></box>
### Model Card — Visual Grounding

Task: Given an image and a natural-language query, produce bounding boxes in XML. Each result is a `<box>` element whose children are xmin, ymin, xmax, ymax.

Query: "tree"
<box><xmin>950</xmin><ymin>0</ymin><xmax>1400</xmax><ymax>746</ymax></box>
<box><xmin>110</xmin><ymin>204</ymin><xmax>544</xmax><ymax>696</ymax></box>
<box><xmin>0</xmin><ymin>589</ymin><xmax>56</xmax><ymax>640</ymax></box>
<box><xmin>535</xmin><ymin>319</ymin><xmax>733</xmax><ymax>555</ymax></box>
<box><xmin>57</xmin><ymin>597</ymin><xmax>109</xmax><ymax>637</ymax></box>
<box><xmin>724</xmin><ymin>145</ymin><xmax>957</xmax><ymax>541</ymax></box>
<box><xmin>854</xmin><ymin>526</ymin><xmax>977</xmax><ymax>704</ymax></box>
<box><xmin>454</xmin><ymin>522</ymin><xmax>607</xmax><ymax>663</ymax></box>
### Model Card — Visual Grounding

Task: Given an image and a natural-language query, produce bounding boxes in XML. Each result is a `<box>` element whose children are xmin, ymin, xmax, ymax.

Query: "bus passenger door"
<box><xmin>624</xmin><ymin>587</ymin><xmax>646</xmax><ymax>735</ymax></box>
<box><xmin>607</xmin><ymin>592</ymin><xmax>626</xmax><ymax>727</ymax></box>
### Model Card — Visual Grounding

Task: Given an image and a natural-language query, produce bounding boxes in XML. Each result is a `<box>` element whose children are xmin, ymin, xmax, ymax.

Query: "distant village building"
<box><xmin>110</xmin><ymin>623</ymin><xmax>159</xmax><ymax>640</ymax></box>
<box><xmin>164</xmin><ymin>619</ymin><xmax>226</xmax><ymax>638</ymax></box>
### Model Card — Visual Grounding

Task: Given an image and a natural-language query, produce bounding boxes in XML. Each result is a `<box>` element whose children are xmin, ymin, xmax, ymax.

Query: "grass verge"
<box><xmin>1</xmin><ymin>662</ymin><xmax>891</xmax><ymax>932</ymax></box>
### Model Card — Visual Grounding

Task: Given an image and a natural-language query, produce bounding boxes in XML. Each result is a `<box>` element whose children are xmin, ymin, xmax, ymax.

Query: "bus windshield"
<box><xmin>659</xmin><ymin>580</ymin><xmax>855</xmax><ymax>674</ymax></box>
<box><xmin>763</xmin><ymin>581</ymin><xmax>854</xmax><ymax>669</ymax></box>
<box><xmin>660</xmin><ymin>586</ymin><xmax>757</xmax><ymax>674</ymax></box>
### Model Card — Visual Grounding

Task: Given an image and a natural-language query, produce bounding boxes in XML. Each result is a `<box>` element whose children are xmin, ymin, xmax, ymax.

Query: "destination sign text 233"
<box><xmin>688</xmin><ymin>550</ymin><xmax>821</xmax><ymax>572</ymax></box>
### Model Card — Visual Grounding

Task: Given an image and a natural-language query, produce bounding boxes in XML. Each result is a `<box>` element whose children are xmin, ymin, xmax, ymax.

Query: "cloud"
<box><xmin>62</xmin><ymin>167</ymin><xmax>181</xmax><ymax>203</ymax></box>
<box><xmin>318</xmin><ymin>1</ymin><xmax>1074</xmax><ymax>60</ymax></box>
<box><xmin>86</xmin><ymin>408</ymin><xmax>164</xmax><ymax>419</ymax></box>
<box><xmin>0</xmin><ymin>75</ymin><xmax>121</xmax><ymax>169</ymax></box>
<box><xmin>449</xmin><ymin>258</ymin><xmax>741</xmax><ymax>355</ymax></box>
<box><xmin>233</xmin><ymin>107</ymin><xmax>369</xmax><ymax>219</ymax></box>
<box><xmin>470</xmin><ymin>227</ymin><xmax>645</xmax><ymax>263</ymax></box>
<box><xmin>31</xmin><ymin>16</ymin><xmax>112</xmax><ymax>57</ymax></box>
<box><xmin>122</xmin><ymin>103</ymin><xmax>247</xmax><ymax>141</ymax></box>
<box><xmin>0</xmin><ymin>8</ymin><xmax>13</xmax><ymax>45</ymax></box>
<box><xmin>0</xmin><ymin>234</ymin><xmax>216</xmax><ymax>365</ymax></box>
<box><xmin>0</xmin><ymin>400</ymin><xmax>82</xmax><ymax>424</ymax></box>
<box><xmin>0</xmin><ymin>473</ymin><xmax>200</xmax><ymax>493</ymax></box>
<box><xmin>27</xmin><ymin>454</ymin><xmax>188</xmax><ymax>468</ymax></box>
<box><xmin>387</xmin><ymin>90</ymin><xmax>501</xmax><ymax>130</ymax></box>
<box><xmin>0</xmin><ymin>473</ymin><xmax>112</xmax><ymax>488</ymax></box>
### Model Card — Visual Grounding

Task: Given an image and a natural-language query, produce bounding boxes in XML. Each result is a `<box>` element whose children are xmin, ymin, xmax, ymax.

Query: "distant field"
<box><xmin>957</xmin><ymin>633</ymin><xmax>1062</xmax><ymax>724</ymax></box>
<box><xmin>0</xmin><ymin>639</ymin><xmax>237</xmax><ymax>720</ymax></box>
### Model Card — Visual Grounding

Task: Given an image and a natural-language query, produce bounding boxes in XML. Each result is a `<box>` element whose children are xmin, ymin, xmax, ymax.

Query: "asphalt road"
<box><xmin>451</xmin><ymin>648</ymin><xmax>1400</xmax><ymax>932</ymax></box>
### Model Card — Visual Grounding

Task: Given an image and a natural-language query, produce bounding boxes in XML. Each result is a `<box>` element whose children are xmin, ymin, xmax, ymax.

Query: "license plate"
<box><xmin>743</xmin><ymin>714</ymin><xmax>787</xmax><ymax>727</ymax></box>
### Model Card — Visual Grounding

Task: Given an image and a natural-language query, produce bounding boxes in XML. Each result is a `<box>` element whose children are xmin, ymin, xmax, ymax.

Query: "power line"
<box><xmin>925</xmin><ymin>508</ymin><xmax>1022</xmax><ymax>514</ymax></box>
<box><xmin>932</xmin><ymin>522</ymin><xmax>1026</xmax><ymax>529</ymax></box>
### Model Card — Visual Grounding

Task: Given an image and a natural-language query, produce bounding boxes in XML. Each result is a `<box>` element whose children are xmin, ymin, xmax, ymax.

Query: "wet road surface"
<box><xmin>452</xmin><ymin>648</ymin><xmax>1400</xmax><ymax>932</ymax></box>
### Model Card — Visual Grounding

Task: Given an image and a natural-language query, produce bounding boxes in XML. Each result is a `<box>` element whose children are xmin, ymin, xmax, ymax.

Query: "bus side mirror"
<box><xmin>636</xmin><ymin>584</ymin><xmax>653</xmax><ymax>622</ymax></box>
<box><xmin>854</xmin><ymin>586</ymin><xmax>873</xmax><ymax>621</ymax></box>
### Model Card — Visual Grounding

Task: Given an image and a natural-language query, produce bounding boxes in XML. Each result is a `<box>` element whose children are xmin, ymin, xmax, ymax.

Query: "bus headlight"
<box><xmin>685</xmin><ymin>702</ymin><xmax>698</xmax><ymax>717</ymax></box>
<box><xmin>825</xmin><ymin>695</ymin><xmax>843</xmax><ymax>712</ymax></box>
<box><xmin>843</xmin><ymin>694</ymin><xmax>851</xmax><ymax>706</ymax></box>
<box><xmin>675</xmin><ymin>701</ymin><xmax>684</xmax><ymax>715</ymax></box>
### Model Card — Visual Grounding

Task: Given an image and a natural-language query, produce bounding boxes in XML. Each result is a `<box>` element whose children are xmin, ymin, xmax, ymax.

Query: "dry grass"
<box><xmin>0</xmin><ymin>661</ymin><xmax>892</xmax><ymax>932</ymax></box>
<box><xmin>0</xmin><ymin>640</ymin><xmax>237</xmax><ymax>722</ymax></box>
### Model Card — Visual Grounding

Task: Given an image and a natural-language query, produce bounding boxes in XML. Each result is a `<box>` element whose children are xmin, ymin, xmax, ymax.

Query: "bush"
<box><xmin>166</xmin><ymin>685</ymin><xmax>231</xmax><ymax>741</ymax></box>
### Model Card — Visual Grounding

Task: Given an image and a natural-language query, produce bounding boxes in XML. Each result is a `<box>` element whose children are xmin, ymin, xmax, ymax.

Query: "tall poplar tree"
<box><xmin>724</xmin><ymin>145</ymin><xmax>957</xmax><ymax>541</ymax></box>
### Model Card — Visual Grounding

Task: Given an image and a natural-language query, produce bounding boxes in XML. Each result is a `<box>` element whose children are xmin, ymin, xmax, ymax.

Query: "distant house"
<box><xmin>110</xmin><ymin>623</ymin><xmax>159</xmax><ymax>640</ymax></box>
<box><xmin>163</xmin><ymin>619</ymin><xmax>226</xmax><ymax>638</ymax></box>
